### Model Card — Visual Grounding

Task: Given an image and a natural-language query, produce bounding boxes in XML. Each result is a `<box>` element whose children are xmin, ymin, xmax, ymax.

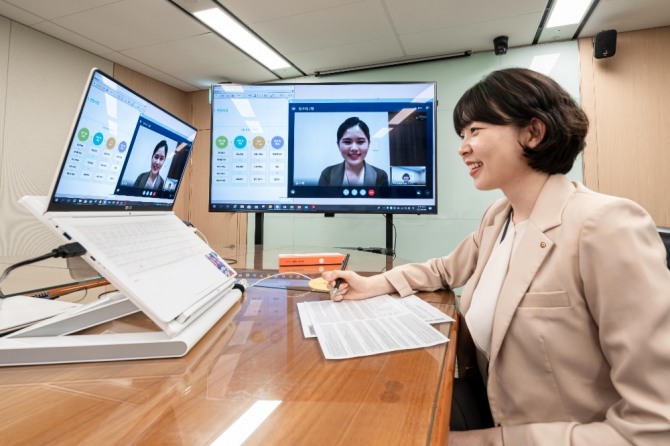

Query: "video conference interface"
<box><xmin>50</xmin><ymin>70</ymin><xmax>197</xmax><ymax>211</ymax></box>
<box><xmin>210</xmin><ymin>82</ymin><xmax>437</xmax><ymax>214</ymax></box>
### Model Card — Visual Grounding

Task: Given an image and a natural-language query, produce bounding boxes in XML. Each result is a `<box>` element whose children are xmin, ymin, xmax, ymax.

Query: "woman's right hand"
<box><xmin>322</xmin><ymin>269</ymin><xmax>372</xmax><ymax>302</ymax></box>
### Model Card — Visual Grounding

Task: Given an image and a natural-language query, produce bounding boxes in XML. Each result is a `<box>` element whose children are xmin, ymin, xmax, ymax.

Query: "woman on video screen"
<box><xmin>318</xmin><ymin>117</ymin><xmax>388</xmax><ymax>187</ymax></box>
<box><xmin>134</xmin><ymin>140</ymin><xmax>167</xmax><ymax>190</ymax></box>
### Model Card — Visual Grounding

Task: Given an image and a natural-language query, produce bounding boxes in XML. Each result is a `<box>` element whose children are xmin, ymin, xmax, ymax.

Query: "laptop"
<box><xmin>20</xmin><ymin>68</ymin><xmax>239</xmax><ymax>337</ymax></box>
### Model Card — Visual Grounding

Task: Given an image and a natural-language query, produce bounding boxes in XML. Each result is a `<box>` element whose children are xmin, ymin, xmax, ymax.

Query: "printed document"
<box><xmin>297</xmin><ymin>295</ymin><xmax>453</xmax><ymax>360</ymax></box>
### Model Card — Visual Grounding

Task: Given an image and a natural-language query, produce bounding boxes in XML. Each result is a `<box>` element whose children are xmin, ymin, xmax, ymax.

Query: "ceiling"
<box><xmin>1</xmin><ymin>0</ymin><xmax>669</xmax><ymax>92</ymax></box>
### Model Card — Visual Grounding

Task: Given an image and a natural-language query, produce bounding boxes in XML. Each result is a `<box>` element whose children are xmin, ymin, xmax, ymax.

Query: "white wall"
<box><xmin>0</xmin><ymin>18</ymin><xmax>112</xmax><ymax>256</ymax></box>
<box><xmin>250</xmin><ymin>41</ymin><xmax>583</xmax><ymax>264</ymax></box>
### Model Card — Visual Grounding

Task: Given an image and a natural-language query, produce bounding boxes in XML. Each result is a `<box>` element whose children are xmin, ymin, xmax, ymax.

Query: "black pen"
<box><xmin>331</xmin><ymin>254</ymin><xmax>350</xmax><ymax>298</ymax></box>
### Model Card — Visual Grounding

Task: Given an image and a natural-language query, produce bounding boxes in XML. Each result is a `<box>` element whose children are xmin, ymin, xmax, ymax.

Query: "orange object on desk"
<box><xmin>278</xmin><ymin>263</ymin><xmax>344</xmax><ymax>275</ymax></box>
<box><xmin>278</xmin><ymin>252</ymin><xmax>346</xmax><ymax>266</ymax></box>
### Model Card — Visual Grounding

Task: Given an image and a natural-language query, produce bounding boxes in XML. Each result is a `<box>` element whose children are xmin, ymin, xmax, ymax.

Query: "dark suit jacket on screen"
<box><xmin>134</xmin><ymin>172</ymin><xmax>164</xmax><ymax>190</ymax></box>
<box><xmin>318</xmin><ymin>161</ymin><xmax>388</xmax><ymax>186</ymax></box>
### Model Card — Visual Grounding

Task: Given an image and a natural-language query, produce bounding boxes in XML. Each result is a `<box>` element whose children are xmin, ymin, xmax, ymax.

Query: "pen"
<box><xmin>331</xmin><ymin>254</ymin><xmax>350</xmax><ymax>298</ymax></box>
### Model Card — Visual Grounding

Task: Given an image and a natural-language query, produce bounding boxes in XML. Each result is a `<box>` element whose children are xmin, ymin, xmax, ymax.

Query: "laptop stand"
<box><xmin>0</xmin><ymin>288</ymin><xmax>242</xmax><ymax>367</ymax></box>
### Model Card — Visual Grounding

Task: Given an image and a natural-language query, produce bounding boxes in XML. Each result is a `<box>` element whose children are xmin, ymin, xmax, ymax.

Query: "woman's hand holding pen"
<box><xmin>322</xmin><ymin>270</ymin><xmax>369</xmax><ymax>301</ymax></box>
<box><xmin>322</xmin><ymin>269</ymin><xmax>395</xmax><ymax>302</ymax></box>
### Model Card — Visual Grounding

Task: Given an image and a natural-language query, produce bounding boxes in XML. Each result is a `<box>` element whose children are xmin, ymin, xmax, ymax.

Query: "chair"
<box><xmin>658</xmin><ymin>227</ymin><xmax>670</xmax><ymax>269</ymax></box>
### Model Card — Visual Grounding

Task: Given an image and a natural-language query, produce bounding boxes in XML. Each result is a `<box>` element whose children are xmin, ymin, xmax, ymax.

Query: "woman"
<box><xmin>323</xmin><ymin>68</ymin><xmax>670</xmax><ymax>445</ymax></box>
<box><xmin>134</xmin><ymin>140</ymin><xmax>167</xmax><ymax>190</ymax></box>
<box><xmin>318</xmin><ymin>117</ymin><xmax>388</xmax><ymax>186</ymax></box>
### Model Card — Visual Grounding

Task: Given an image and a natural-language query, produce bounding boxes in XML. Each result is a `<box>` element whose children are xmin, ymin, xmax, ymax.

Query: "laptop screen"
<box><xmin>47</xmin><ymin>69</ymin><xmax>197</xmax><ymax>212</ymax></box>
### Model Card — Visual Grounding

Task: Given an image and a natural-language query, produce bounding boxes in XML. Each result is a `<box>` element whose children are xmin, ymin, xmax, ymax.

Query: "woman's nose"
<box><xmin>457</xmin><ymin>138</ymin><xmax>471</xmax><ymax>156</ymax></box>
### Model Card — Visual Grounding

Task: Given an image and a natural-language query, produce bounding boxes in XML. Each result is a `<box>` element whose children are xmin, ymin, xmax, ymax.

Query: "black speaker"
<box><xmin>594</xmin><ymin>29</ymin><xmax>617</xmax><ymax>59</ymax></box>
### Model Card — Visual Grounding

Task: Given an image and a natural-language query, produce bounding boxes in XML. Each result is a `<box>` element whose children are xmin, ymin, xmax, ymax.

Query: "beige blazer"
<box><xmin>384</xmin><ymin>174</ymin><xmax>670</xmax><ymax>445</ymax></box>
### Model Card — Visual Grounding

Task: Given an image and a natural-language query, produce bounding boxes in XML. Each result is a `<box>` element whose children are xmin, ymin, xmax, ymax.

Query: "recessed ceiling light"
<box><xmin>546</xmin><ymin>0</ymin><xmax>595</xmax><ymax>28</ymax></box>
<box><xmin>193</xmin><ymin>7</ymin><xmax>291</xmax><ymax>71</ymax></box>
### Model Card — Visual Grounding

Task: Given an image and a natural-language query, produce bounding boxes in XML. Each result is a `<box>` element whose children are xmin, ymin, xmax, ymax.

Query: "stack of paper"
<box><xmin>0</xmin><ymin>295</ymin><xmax>80</xmax><ymax>335</ymax></box>
<box><xmin>297</xmin><ymin>295</ymin><xmax>453</xmax><ymax>360</ymax></box>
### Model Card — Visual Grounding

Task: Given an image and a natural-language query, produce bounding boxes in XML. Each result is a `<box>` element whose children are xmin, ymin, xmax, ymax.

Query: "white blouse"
<box><xmin>466</xmin><ymin>217</ymin><xmax>527</xmax><ymax>358</ymax></box>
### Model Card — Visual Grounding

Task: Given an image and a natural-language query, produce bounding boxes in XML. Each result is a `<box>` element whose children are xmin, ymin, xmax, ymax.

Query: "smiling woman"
<box><xmin>321</xmin><ymin>68</ymin><xmax>670</xmax><ymax>445</ymax></box>
<box><xmin>134</xmin><ymin>140</ymin><xmax>168</xmax><ymax>191</ymax></box>
<box><xmin>318</xmin><ymin>117</ymin><xmax>389</xmax><ymax>187</ymax></box>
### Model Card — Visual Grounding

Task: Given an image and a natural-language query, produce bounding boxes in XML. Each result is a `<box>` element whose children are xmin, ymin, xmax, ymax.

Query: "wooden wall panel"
<box><xmin>190</xmin><ymin>89</ymin><xmax>211</xmax><ymax>130</ymax></box>
<box><xmin>579</xmin><ymin>26</ymin><xmax>670</xmax><ymax>226</ymax></box>
<box><xmin>187</xmin><ymin>90</ymin><xmax>247</xmax><ymax>251</ymax></box>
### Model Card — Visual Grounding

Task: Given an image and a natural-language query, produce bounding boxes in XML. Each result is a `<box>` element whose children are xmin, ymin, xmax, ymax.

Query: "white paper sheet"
<box><xmin>297</xmin><ymin>294</ymin><xmax>453</xmax><ymax>338</ymax></box>
<box><xmin>297</xmin><ymin>294</ymin><xmax>452</xmax><ymax>360</ymax></box>
<box><xmin>0</xmin><ymin>295</ymin><xmax>80</xmax><ymax>335</ymax></box>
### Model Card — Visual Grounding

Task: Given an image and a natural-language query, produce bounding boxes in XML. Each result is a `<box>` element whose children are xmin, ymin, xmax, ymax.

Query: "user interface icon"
<box><xmin>92</xmin><ymin>132</ymin><xmax>104</xmax><ymax>145</ymax></box>
<box><xmin>252</xmin><ymin>136</ymin><xmax>266</xmax><ymax>149</ymax></box>
<box><xmin>216</xmin><ymin>135</ymin><xmax>229</xmax><ymax>149</ymax></box>
<box><xmin>234</xmin><ymin>136</ymin><xmax>247</xmax><ymax>149</ymax></box>
<box><xmin>77</xmin><ymin>127</ymin><xmax>90</xmax><ymax>142</ymax></box>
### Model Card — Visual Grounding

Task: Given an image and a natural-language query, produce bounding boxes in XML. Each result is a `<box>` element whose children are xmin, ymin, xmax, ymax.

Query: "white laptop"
<box><xmin>20</xmin><ymin>68</ymin><xmax>239</xmax><ymax>337</ymax></box>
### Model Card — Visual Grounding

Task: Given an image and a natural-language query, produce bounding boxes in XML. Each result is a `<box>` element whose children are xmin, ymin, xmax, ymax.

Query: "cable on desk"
<box><xmin>0</xmin><ymin>242</ymin><xmax>87</xmax><ymax>299</ymax></box>
<box><xmin>69</xmin><ymin>288</ymin><xmax>89</xmax><ymax>303</ymax></box>
<box><xmin>238</xmin><ymin>272</ymin><xmax>314</xmax><ymax>291</ymax></box>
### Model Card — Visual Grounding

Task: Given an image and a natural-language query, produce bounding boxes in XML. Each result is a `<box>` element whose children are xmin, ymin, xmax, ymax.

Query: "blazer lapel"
<box><xmin>488</xmin><ymin>175</ymin><xmax>576</xmax><ymax>366</ymax></box>
<box><xmin>329</xmin><ymin>163</ymin><xmax>345</xmax><ymax>186</ymax></box>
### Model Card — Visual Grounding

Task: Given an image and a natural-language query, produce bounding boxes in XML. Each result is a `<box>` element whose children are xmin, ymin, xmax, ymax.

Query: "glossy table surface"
<box><xmin>0</xmin><ymin>247</ymin><xmax>457</xmax><ymax>445</ymax></box>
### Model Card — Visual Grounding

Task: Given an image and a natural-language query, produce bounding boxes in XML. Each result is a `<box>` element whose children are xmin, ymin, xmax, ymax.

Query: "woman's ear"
<box><xmin>525</xmin><ymin>118</ymin><xmax>546</xmax><ymax>149</ymax></box>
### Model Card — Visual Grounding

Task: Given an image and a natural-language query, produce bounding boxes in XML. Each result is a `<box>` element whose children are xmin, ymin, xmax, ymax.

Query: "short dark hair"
<box><xmin>402</xmin><ymin>173</ymin><xmax>410</xmax><ymax>178</ymax></box>
<box><xmin>153</xmin><ymin>140</ymin><xmax>168</xmax><ymax>156</ymax></box>
<box><xmin>337</xmin><ymin>117</ymin><xmax>370</xmax><ymax>143</ymax></box>
<box><xmin>453</xmin><ymin>68</ymin><xmax>589</xmax><ymax>174</ymax></box>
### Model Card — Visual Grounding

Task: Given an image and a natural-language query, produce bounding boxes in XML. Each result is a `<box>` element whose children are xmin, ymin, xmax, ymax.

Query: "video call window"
<box><xmin>288</xmin><ymin>103</ymin><xmax>433</xmax><ymax>199</ymax></box>
<box><xmin>116</xmin><ymin>117</ymin><xmax>191</xmax><ymax>199</ymax></box>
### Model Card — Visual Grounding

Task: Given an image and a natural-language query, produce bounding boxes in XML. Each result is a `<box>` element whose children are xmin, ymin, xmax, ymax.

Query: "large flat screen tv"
<box><xmin>209</xmin><ymin>82</ymin><xmax>437</xmax><ymax>214</ymax></box>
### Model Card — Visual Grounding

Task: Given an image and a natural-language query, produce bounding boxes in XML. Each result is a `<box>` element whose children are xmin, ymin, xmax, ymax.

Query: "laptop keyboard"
<box><xmin>74</xmin><ymin>217</ymin><xmax>204</xmax><ymax>276</ymax></box>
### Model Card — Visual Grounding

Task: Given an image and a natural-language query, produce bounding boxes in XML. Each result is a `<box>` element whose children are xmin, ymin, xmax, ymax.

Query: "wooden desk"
<box><xmin>0</xmin><ymin>284</ymin><xmax>457</xmax><ymax>445</ymax></box>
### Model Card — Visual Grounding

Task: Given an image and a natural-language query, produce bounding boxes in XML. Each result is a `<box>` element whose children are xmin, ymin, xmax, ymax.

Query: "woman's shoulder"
<box><xmin>320</xmin><ymin>163</ymin><xmax>340</xmax><ymax>178</ymax></box>
<box><xmin>570</xmin><ymin>181</ymin><xmax>648</xmax><ymax>214</ymax></box>
<box><xmin>318</xmin><ymin>163</ymin><xmax>342</xmax><ymax>185</ymax></box>
<box><xmin>557</xmin><ymin>182</ymin><xmax>658</xmax><ymax>241</ymax></box>
<box><xmin>368</xmin><ymin>164</ymin><xmax>388</xmax><ymax>177</ymax></box>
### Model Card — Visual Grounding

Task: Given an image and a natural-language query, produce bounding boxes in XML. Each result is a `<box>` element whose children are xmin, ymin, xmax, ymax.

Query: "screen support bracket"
<box><xmin>253</xmin><ymin>212</ymin><xmax>394</xmax><ymax>257</ymax></box>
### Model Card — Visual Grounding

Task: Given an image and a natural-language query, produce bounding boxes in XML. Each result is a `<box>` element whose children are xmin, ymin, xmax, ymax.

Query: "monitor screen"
<box><xmin>209</xmin><ymin>82</ymin><xmax>437</xmax><ymax>214</ymax></box>
<box><xmin>48</xmin><ymin>69</ymin><xmax>197</xmax><ymax>212</ymax></box>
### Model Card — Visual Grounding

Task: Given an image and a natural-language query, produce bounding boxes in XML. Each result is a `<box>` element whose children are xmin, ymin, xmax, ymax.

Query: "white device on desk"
<box><xmin>0</xmin><ymin>296</ymin><xmax>80</xmax><ymax>335</ymax></box>
<box><xmin>0</xmin><ymin>68</ymin><xmax>242</xmax><ymax>367</ymax></box>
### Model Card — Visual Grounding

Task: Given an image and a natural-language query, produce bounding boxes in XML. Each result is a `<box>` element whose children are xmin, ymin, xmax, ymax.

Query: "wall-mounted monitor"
<box><xmin>209</xmin><ymin>82</ymin><xmax>437</xmax><ymax>214</ymax></box>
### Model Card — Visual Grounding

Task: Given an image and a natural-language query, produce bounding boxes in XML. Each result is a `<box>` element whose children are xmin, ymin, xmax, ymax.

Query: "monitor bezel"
<box><xmin>208</xmin><ymin>81</ymin><xmax>438</xmax><ymax>215</ymax></box>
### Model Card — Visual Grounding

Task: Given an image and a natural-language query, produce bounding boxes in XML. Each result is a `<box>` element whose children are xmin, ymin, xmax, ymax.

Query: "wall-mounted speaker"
<box><xmin>594</xmin><ymin>29</ymin><xmax>617</xmax><ymax>59</ymax></box>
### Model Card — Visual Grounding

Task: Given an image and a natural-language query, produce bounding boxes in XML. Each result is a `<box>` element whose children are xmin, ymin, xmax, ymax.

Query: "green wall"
<box><xmin>253</xmin><ymin>41</ymin><xmax>582</xmax><ymax>264</ymax></box>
